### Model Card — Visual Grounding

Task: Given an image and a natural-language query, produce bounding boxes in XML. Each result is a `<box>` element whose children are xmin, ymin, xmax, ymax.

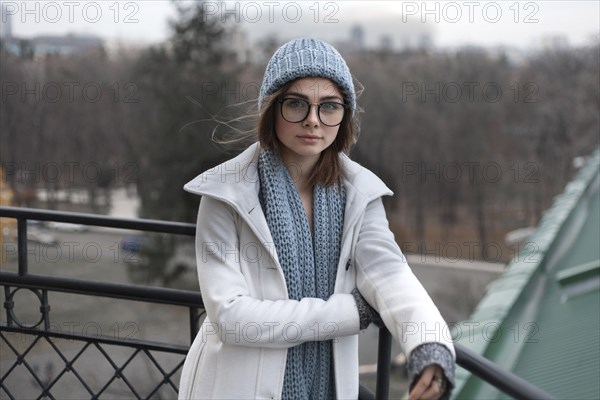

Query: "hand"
<box><xmin>408</xmin><ymin>364</ymin><xmax>447</xmax><ymax>400</ymax></box>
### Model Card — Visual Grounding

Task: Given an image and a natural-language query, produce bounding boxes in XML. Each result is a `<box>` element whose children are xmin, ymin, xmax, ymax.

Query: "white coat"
<box><xmin>179</xmin><ymin>143</ymin><xmax>455</xmax><ymax>399</ymax></box>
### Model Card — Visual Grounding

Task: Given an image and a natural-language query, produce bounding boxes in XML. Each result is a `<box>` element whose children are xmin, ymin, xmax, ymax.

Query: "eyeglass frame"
<box><xmin>276</xmin><ymin>97</ymin><xmax>350</xmax><ymax>127</ymax></box>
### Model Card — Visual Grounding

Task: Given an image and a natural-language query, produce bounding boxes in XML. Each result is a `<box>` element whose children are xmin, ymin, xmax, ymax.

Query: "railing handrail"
<box><xmin>0</xmin><ymin>272</ymin><xmax>203</xmax><ymax>308</ymax></box>
<box><xmin>0</xmin><ymin>205</ymin><xmax>196</xmax><ymax>235</ymax></box>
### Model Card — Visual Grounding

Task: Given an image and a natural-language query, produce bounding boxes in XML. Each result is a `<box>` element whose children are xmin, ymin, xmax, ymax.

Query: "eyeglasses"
<box><xmin>277</xmin><ymin>98</ymin><xmax>348</xmax><ymax>127</ymax></box>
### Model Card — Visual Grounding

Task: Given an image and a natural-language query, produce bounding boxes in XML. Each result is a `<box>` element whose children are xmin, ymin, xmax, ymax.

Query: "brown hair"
<box><xmin>257</xmin><ymin>79</ymin><xmax>361</xmax><ymax>187</ymax></box>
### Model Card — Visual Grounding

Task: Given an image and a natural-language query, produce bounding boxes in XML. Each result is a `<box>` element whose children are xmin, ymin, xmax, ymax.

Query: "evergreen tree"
<box><xmin>132</xmin><ymin>3</ymin><xmax>238</xmax><ymax>222</ymax></box>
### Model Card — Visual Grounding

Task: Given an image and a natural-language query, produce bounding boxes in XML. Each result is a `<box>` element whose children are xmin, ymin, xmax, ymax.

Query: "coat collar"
<box><xmin>184</xmin><ymin>142</ymin><xmax>263</xmax><ymax>214</ymax></box>
<box><xmin>184</xmin><ymin>142</ymin><xmax>393</xmax><ymax>285</ymax></box>
<box><xmin>339</xmin><ymin>150</ymin><xmax>394</xmax><ymax>208</ymax></box>
<box><xmin>184</xmin><ymin>142</ymin><xmax>393</xmax><ymax>207</ymax></box>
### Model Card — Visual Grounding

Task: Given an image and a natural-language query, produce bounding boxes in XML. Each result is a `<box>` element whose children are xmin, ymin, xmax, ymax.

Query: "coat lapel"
<box><xmin>184</xmin><ymin>143</ymin><xmax>280</xmax><ymax>267</ymax></box>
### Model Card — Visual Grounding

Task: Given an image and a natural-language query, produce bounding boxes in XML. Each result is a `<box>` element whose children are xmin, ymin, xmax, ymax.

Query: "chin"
<box><xmin>295</xmin><ymin>144</ymin><xmax>327</xmax><ymax>156</ymax></box>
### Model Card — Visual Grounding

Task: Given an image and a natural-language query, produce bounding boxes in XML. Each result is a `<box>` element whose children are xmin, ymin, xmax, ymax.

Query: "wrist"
<box><xmin>351</xmin><ymin>288</ymin><xmax>371</xmax><ymax>330</ymax></box>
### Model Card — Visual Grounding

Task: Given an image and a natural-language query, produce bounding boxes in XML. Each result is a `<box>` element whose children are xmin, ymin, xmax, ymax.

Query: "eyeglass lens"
<box><xmin>280</xmin><ymin>98</ymin><xmax>345</xmax><ymax>126</ymax></box>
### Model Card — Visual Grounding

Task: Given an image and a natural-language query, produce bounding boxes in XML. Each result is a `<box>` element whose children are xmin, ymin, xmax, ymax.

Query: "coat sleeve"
<box><xmin>354</xmin><ymin>197</ymin><xmax>456</xmax><ymax>360</ymax></box>
<box><xmin>194</xmin><ymin>195</ymin><xmax>361</xmax><ymax>349</ymax></box>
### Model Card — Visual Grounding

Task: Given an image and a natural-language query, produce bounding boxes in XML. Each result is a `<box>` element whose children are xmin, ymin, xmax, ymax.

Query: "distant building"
<box><xmin>1</xmin><ymin>1</ymin><xmax>13</xmax><ymax>40</ymax></box>
<box><xmin>1</xmin><ymin>1</ymin><xmax>103</xmax><ymax>57</ymax></box>
<box><xmin>1</xmin><ymin>33</ymin><xmax>103</xmax><ymax>58</ymax></box>
<box><xmin>379</xmin><ymin>34</ymin><xmax>393</xmax><ymax>52</ymax></box>
<box><xmin>30</xmin><ymin>34</ymin><xmax>103</xmax><ymax>55</ymax></box>
<box><xmin>350</xmin><ymin>24</ymin><xmax>365</xmax><ymax>50</ymax></box>
<box><xmin>540</xmin><ymin>34</ymin><xmax>570</xmax><ymax>50</ymax></box>
<box><xmin>332</xmin><ymin>24</ymin><xmax>366</xmax><ymax>55</ymax></box>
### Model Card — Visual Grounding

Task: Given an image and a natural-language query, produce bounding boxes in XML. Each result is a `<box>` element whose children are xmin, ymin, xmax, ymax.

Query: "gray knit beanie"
<box><xmin>258</xmin><ymin>37</ymin><xmax>356</xmax><ymax>111</ymax></box>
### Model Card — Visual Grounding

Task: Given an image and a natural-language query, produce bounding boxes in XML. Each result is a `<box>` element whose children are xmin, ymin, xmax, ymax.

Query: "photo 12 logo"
<box><xmin>401</xmin><ymin>81</ymin><xmax>539</xmax><ymax>104</ymax></box>
<box><xmin>1</xmin><ymin>1</ymin><xmax>140</xmax><ymax>24</ymax></box>
<box><xmin>1</xmin><ymin>162</ymin><xmax>139</xmax><ymax>185</ymax></box>
<box><xmin>201</xmin><ymin>1</ymin><xmax>341</xmax><ymax>24</ymax></box>
<box><xmin>200</xmin><ymin>321</ymin><xmax>340</xmax><ymax>344</ymax></box>
<box><xmin>1</xmin><ymin>240</ymin><xmax>142</xmax><ymax>265</ymax></box>
<box><xmin>400</xmin><ymin>1</ymin><xmax>540</xmax><ymax>24</ymax></box>
<box><xmin>1</xmin><ymin>81</ymin><xmax>140</xmax><ymax>104</ymax></box>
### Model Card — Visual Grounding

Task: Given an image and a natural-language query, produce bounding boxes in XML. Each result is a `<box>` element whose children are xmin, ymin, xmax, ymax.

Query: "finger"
<box><xmin>408</xmin><ymin>367</ymin><xmax>436</xmax><ymax>400</ymax></box>
<box><xmin>420</xmin><ymin>380</ymin><xmax>445</xmax><ymax>400</ymax></box>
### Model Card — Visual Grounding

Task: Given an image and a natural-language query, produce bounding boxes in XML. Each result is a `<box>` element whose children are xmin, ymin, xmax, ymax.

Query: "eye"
<box><xmin>320</xmin><ymin>102</ymin><xmax>343</xmax><ymax>112</ymax></box>
<box><xmin>285</xmin><ymin>98</ymin><xmax>306</xmax><ymax>109</ymax></box>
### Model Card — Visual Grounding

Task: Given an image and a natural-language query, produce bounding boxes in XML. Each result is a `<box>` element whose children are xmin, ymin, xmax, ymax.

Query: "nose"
<box><xmin>303</xmin><ymin>104</ymin><xmax>320</xmax><ymax>127</ymax></box>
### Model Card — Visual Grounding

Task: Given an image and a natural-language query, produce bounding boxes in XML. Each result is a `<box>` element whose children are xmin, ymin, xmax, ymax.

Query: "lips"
<box><xmin>297</xmin><ymin>135</ymin><xmax>321</xmax><ymax>140</ymax></box>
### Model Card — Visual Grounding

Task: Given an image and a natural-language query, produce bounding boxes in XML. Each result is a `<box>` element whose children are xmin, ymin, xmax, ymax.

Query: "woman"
<box><xmin>179</xmin><ymin>37</ymin><xmax>455</xmax><ymax>400</ymax></box>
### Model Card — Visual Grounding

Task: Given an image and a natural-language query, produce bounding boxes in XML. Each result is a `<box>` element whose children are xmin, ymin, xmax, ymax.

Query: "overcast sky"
<box><xmin>3</xmin><ymin>1</ymin><xmax>599</xmax><ymax>50</ymax></box>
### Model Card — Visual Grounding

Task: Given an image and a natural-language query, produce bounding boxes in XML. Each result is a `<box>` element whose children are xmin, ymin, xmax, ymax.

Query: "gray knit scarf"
<box><xmin>258</xmin><ymin>148</ymin><xmax>346</xmax><ymax>400</ymax></box>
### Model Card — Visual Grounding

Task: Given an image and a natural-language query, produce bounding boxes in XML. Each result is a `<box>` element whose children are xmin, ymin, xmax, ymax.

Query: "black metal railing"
<box><xmin>0</xmin><ymin>206</ymin><xmax>556</xmax><ymax>399</ymax></box>
<box><xmin>1</xmin><ymin>206</ymin><xmax>201</xmax><ymax>399</ymax></box>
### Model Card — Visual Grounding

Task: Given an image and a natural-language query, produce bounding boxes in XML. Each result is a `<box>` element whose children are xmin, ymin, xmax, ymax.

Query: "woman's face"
<box><xmin>274</xmin><ymin>77</ymin><xmax>344</xmax><ymax>168</ymax></box>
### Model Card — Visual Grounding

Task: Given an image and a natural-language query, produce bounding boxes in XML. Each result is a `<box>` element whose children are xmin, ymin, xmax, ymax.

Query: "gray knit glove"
<box><xmin>351</xmin><ymin>288</ymin><xmax>384</xmax><ymax>330</ymax></box>
<box><xmin>408</xmin><ymin>342</ymin><xmax>455</xmax><ymax>400</ymax></box>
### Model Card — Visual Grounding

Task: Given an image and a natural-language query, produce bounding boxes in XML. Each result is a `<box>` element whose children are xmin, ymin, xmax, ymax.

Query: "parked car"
<box><xmin>164</xmin><ymin>241</ymin><xmax>197</xmax><ymax>288</ymax></box>
<box><xmin>120</xmin><ymin>235</ymin><xmax>150</xmax><ymax>254</ymax></box>
<box><xmin>27</xmin><ymin>225</ymin><xmax>58</xmax><ymax>245</ymax></box>
<box><xmin>47</xmin><ymin>221</ymin><xmax>88</xmax><ymax>232</ymax></box>
<box><xmin>121</xmin><ymin>234</ymin><xmax>197</xmax><ymax>290</ymax></box>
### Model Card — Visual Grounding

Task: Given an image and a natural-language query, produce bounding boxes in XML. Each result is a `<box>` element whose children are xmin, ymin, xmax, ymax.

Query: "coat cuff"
<box><xmin>407</xmin><ymin>342</ymin><xmax>455</xmax><ymax>400</ymax></box>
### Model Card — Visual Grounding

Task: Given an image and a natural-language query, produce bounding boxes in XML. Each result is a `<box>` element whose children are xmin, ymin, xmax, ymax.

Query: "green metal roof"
<box><xmin>452</xmin><ymin>149</ymin><xmax>600</xmax><ymax>400</ymax></box>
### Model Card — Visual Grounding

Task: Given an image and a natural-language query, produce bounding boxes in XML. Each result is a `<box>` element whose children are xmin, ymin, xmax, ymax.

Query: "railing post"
<box><xmin>375</xmin><ymin>327</ymin><xmax>392</xmax><ymax>400</ymax></box>
<box><xmin>3</xmin><ymin>286</ymin><xmax>14</xmax><ymax>327</ymax></box>
<box><xmin>189</xmin><ymin>307</ymin><xmax>200</xmax><ymax>344</ymax></box>
<box><xmin>41</xmin><ymin>289</ymin><xmax>50</xmax><ymax>330</ymax></box>
<box><xmin>17</xmin><ymin>217</ymin><xmax>27</xmax><ymax>276</ymax></box>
